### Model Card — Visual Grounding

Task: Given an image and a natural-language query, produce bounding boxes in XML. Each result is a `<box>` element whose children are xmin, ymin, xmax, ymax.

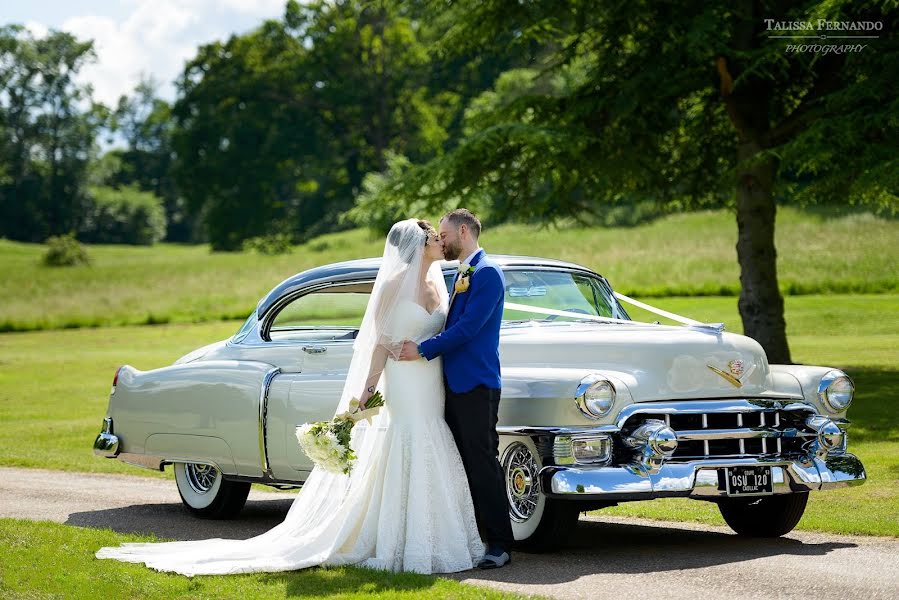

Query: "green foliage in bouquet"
<box><xmin>296</xmin><ymin>391</ymin><xmax>385</xmax><ymax>474</ymax></box>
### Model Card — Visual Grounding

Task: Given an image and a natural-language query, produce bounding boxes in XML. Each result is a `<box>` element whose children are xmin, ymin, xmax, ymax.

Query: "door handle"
<box><xmin>302</xmin><ymin>345</ymin><xmax>327</xmax><ymax>354</ymax></box>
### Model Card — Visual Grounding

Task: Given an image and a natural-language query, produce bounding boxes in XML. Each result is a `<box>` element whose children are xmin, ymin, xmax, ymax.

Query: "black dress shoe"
<box><xmin>477</xmin><ymin>551</ymin><xmax>511</xmax><ymax>569</ymax></box>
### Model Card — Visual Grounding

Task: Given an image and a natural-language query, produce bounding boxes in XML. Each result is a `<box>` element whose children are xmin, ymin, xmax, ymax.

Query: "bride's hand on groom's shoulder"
<box><xmin>398</xmin><ymin>340</ymin><xmax>421</xmax><ymax>361</ymax></box>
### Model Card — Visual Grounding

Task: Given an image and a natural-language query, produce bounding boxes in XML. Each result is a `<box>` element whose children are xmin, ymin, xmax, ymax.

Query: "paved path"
<box><xmin>2</xmin><ymin>467</ymin><xmax>898</xmax><ymax>599</ymax></box>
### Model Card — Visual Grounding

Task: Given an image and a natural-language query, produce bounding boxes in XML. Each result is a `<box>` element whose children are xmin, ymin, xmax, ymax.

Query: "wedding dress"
<box><xmin>96</xmin><ymin>221</ymin><xmax>485</xmax><ymax>576</ymax></box>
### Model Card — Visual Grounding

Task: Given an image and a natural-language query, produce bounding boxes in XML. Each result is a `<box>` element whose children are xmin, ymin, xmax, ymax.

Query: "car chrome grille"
<box><xmin>622</xmin><ymin>407</ymin><xmax>816</xmax><ymax>460</ymax></box>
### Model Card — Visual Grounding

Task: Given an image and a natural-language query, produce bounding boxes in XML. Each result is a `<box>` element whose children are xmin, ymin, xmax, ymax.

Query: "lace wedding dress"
<box><xmin>96</xmin><ymin>300</ymin><xmax>485</xmax><ymax>576</ymax></box>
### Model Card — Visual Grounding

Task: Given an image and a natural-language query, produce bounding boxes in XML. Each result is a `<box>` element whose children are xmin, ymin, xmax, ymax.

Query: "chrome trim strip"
<box><xmin>675</xmin><ymin>427</ymin><xmax>816</xmax><ymax>441</ymax></box>
<box><xmin>258</xmin><ymin>368</ymin><xmax>282</xmax><ymax>477</ymax></box>
<box><xmin>614</xmin><ymin>399</ymin><xmax>812</xmax><ymax>429</ymax></box>
<box><xmin>540</xmin><ymin>453</ymin><xmax>866</xmax><ymax>500</ymax></box>
<box><xmin>118</xmin><ymin>452</ymin><xmax>166</xmax><ymax>471</ymax></box>
<box><xmin>497</xmin><ymin>425</ymin><xmax>619</xmax><ymax>436</ymax></box>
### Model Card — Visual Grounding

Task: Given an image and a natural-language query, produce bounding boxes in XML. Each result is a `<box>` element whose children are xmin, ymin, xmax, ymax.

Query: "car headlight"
<box><xmin>575</xmin><ymin>376</ymin><xmax>616</xmax><ymax>418</ymax></box>
<box><xmin>817</xmin><ymin>369</ymin><xmax>854</xmax><ymax>411</ymax></box>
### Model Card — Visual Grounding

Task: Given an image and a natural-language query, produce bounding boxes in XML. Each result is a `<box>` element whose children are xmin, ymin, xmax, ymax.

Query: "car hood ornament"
<box><xmin>707</xmin><ymin>358</ymin><xmax>754</xmax><ymax>388</ymax></box>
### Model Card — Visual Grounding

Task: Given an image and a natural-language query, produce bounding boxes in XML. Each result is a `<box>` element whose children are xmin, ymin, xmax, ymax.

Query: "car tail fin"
<box><xmin>111</xmin><ymin>366</ymin><xmax>123</xmax><ymax>395</ymax></box>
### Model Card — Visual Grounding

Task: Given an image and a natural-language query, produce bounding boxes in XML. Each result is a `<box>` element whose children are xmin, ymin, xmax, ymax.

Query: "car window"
<box><xmin>502</xmin><ymin>270</ymin><xmax>625</xmax><ymax>322</ymax></box>
<box><xmin>267</xmin><ymin>291</ymin><xmax>370</xmax><ymax>342</ymax></box>
<box><xmin>231</xmin><ymin>311</ymin><xmax>257</xmax><ymax>343</ymax></box>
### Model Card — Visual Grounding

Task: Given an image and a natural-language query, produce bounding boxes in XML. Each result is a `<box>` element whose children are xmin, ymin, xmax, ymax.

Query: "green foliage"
<box><xmin>363</xmin><ymin>0</ymin><xmax>899</xmax><ymax>363</ymax></box>
<box><xmin>80</xmin><ymin>185</ymin><xmax>166</xmax><ymax>245</ymax></box>
<box><xmin>41</xmin><ymin>233</ymin><xmax>90</xmax><ymax>267</ymax></box>
<box><xmin>0</xmin><ymin>25</ymin><xmax>103</xmax><ymax>242</ymax></box>
<box><xmin>367</xmin><ymin>0</ymin><xmax>899</xmax><ymax>216</ymax></box>
<box><xmin>242</xmin><ymin>232</ymin><xmax>294</xmax><ymax>255</ymax></box>
<box><xmin>104</xmin><ymin>78</ymin><xmax>191</xmax><ymax>242</ymax></box>
<box><xmin>171</xmin><ymin>2</ymin><xmax>458</xmax><ymax>250</ymax></box>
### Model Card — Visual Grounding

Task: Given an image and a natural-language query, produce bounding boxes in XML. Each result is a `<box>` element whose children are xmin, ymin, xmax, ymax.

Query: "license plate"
<box><xmin>724</xmin><ymin>466</ymin><xmax>773</xmax><ymax>496</ymax></box>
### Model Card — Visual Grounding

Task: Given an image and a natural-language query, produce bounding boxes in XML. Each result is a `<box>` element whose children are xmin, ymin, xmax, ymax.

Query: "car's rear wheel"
<box><xmin>503</xmin><ymin>440</ymin><xmax>580</xmax><ymax>552</ymax></box>
<box><xmin>174</xmin><ymin>462</ymin><xmax>250</xmax><ymax>519</ymax></box>
<box><xmin>717</xmin><ymin>492</ymin><xmax>809</xmax><ymax>537</ymax></box>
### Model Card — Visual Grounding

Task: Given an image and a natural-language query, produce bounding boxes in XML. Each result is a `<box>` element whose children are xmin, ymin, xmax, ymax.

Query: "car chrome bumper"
<box><xmin>540</xmin><ymin>453</ymin><xmax>866</xmax><ymax>500</ymax></box>
<box><xmin>93</xmin><ymin>417</ymin><xmax>120</xmax><ymax>458</ymax></box>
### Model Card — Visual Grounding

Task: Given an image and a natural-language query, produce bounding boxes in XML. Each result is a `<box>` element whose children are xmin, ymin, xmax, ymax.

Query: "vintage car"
<box><xmin>94</xmin><ymin>255</ymin><xmax>865</xmax><ymax>550</ymax></box>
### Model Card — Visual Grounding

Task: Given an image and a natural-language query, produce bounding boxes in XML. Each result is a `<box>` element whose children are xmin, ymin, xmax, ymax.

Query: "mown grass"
<box><xmin>0</xmin><ymin>295</ymin><xmax>895</xmax><ymax>536</ymax></box>
<box><xmin>0</xmin><ymin>519</ymin><xmax>528</xmax><ymax>600</ymax></box>
<box><xmin>1</xmin><ymin>207</ymin><xmax>896</xmax><ymax>332</ymax></box>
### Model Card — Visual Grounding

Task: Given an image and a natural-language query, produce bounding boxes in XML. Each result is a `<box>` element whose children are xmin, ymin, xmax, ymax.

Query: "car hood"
<box><xmin>499</xmin><ymin>322</ymin><xmax>786</xmax><ymax>401</ymax></box>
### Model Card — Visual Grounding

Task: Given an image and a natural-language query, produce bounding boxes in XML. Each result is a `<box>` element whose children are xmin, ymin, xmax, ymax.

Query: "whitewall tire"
<box><xmin>173</xmin><ymin>462</ymin><xmax>250</xmax><ymax>519</ymax></box>
<box><xmin>501</xmin><ymin>438</ymin><xmax>579</xmax><ymax>552</ymax></box>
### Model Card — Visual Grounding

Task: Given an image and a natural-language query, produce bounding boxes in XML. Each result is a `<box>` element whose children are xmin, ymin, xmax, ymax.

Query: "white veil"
<box><xmin>96</xmin><ymin>218</ymin><xmax>451</xmax><ymax>575</ymax></box>
<box><xmin>333</xmin><ymin>217</ymin><xmax>449</xmax><ymax>416</ymax></box>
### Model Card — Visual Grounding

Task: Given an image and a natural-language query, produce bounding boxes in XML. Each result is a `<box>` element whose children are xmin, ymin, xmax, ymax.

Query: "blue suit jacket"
<box><xmin>419</xmin><ymin>250</ymin><xmax>505</xmax><ymax>393</ymax></box>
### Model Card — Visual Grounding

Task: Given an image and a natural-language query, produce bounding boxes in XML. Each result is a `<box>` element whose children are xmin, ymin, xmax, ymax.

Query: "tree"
<box><xmin>0</xmin><ymin>25</ymin><xmax>103</xmax><ymax>241</ymax></box>
<box><xmin>361</xmin><ymin>0</ymin><xmax>899</xmax><ymax>363</ymax></box>
<box><xmin>106</xmin><ymin>78</ymin><xmax>189</xmax><ymax>241</ymax></box>
<box><xmin>170</xmin><ymin>0</ymin><xmax>513</xmax><ymax>250</ymax></box>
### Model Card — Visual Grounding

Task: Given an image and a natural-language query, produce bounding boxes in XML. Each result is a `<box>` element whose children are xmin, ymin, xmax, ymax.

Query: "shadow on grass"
<box><xmin>840</xmin><ymin>368</ymin><xmax>899</xmax><ymax>443</ymax></box>
<box><xmin>258</xmin><ymin>567</ymin><xmax>440</xmax><ymax>597</ymax></box>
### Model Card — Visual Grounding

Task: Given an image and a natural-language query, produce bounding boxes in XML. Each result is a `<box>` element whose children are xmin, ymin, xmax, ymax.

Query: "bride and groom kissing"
<box><xmin>97</xmin><ymin>208</ymin><xmax>515</xmax><ymax>575</ymax></box>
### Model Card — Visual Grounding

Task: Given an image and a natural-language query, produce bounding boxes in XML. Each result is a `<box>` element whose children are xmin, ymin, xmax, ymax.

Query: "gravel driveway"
<box><xmin>2</xmin><ymin>467</ymin><xmax>897</xmax><ymax>599</ymax></box>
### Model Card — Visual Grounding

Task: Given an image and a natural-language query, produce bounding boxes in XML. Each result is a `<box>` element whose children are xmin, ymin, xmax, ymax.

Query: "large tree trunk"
<box><xmin>735</xmin><ymin>140</ymin><xmax>791</xmax><ymax>364</ymax></box>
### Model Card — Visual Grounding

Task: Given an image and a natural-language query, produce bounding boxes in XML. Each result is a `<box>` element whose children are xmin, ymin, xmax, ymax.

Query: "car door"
<box><xmin>261</xmin><ymin>285</ymin><xmax>370</xmax><ymax>481</ymax></box>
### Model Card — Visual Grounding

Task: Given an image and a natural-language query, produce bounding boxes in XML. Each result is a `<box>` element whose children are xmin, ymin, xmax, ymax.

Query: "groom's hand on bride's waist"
<box><xmin>398</xmin><ymin>340</ymin><xmax>422</xmax><ymax>361</ymax></box>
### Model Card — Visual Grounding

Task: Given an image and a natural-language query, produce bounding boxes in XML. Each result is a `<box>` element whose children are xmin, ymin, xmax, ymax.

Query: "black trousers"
<box><xmin>444</xmin><ymin>384</ymin><xmax>514</xmax><ymax>553</ymax></box>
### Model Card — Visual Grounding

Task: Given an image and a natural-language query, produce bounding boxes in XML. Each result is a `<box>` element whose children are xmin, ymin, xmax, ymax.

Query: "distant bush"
<box><xmin>242</xmin><ymin>233</ymin><xmax>294</xmax><ymax>255</ymax></box>
<box><xmin>42</xmin><ymin>233</ymin><xmax>90</xmax><ymax>267</ymax></box>
<box><xmin>79</xmin><ymin>186</ymin><xmax>166</xmax><ymax>245</ymax></box>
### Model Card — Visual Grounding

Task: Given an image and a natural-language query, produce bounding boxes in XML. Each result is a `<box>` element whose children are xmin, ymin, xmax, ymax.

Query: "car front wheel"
<box><xmin>717</xmin><ymin>492</ymin><xmax>809</xmax><ymax>537</ymax></box>
<box><xmin>503</xmin><ymin>440</ymin><xmax>579</xmax><ymax>552</ymax></box>
<box><xmin>173</xmin><ymin>462</ymin><xmax>250</xmax><ymax>519</ymax></box>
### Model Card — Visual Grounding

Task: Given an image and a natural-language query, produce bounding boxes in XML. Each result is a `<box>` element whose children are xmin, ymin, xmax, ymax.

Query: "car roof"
<box><xmin>257</xmin><ymin>254</ymin><xmax>603</xmax><ymax>318</ymax></box>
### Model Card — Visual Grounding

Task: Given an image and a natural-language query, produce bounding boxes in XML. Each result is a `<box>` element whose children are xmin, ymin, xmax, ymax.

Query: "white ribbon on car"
<box><xmin>504</xmin><ymin>293</ymin><xmax>725</xmax><ymax>333</ymax></box>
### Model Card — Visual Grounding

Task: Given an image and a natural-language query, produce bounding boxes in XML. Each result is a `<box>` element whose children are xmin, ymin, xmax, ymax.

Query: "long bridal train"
<box><xmin>97</xmin><ymin>302</ymin><xmax>485</xmax><ymax>576</ymax></box>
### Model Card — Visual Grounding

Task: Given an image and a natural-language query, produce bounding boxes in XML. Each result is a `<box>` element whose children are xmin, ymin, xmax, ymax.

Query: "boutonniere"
<box><xmin>454</xmin><ymin>265</ymin><xmax>475</xmax><ymax>293</ymax></box>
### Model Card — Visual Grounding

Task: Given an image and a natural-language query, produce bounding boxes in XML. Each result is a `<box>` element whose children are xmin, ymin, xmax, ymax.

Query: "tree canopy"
<box><xmin>356</xmin><ymin>0</ymin><xmax>898</xmax><ymax>362</ymax></box>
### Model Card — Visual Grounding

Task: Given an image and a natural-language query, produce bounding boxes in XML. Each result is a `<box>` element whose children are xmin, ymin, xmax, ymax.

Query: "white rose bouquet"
<box><xmin>295</xmin><ymin>391</ymin><xmax>385</xmax><ymax>474</ymax></box>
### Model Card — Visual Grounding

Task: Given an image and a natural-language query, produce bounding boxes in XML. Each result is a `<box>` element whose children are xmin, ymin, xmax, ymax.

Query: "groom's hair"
<box><xmin>441</xmin><ymin>208</ymin><xmax>481</xmax><ymax>239</ymax></box>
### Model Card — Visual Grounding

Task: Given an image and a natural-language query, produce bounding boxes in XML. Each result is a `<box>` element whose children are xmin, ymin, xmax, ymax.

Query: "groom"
<box><xmin>399</xmin><ymin>208</ymin><xmax>514</xmax><ymax>569</ymax></box>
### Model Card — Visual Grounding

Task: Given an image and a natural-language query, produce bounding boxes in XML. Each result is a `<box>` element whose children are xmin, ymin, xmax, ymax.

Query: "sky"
<box><xmin>2</xmin><ymin>0</ymin><xmax>287</xmax><ymax>106</ymax></box>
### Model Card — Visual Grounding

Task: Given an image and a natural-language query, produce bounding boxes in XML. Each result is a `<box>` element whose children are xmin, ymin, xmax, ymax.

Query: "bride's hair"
<box><xmin>388</xmin><ymin>219</ymin><xmax>436</xmax><ymax>263</ymax></box>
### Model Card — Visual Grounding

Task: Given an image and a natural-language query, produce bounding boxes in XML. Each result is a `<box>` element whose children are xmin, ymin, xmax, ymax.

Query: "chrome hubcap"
<box><xmin>184</xmin><ymin>463</ymin><xmax>218</xmax><ymax>495</ymax></box>
<box><xmin>505</xmin><ymin>442</ymin><xmax>540</xmax><ymax>522</ymax></box>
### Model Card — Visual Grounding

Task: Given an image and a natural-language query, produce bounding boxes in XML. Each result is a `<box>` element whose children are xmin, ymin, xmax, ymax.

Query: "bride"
<box><xmin>96</xmin><ymin>219</ymin><xmax>486</xmax><ymax>575</ymax></box>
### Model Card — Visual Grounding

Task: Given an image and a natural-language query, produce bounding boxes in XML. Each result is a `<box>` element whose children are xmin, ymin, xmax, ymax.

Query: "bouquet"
<box><xmin>295</xmin><ymin>391</ymin><xmax>385</xmax><ymax>474</ymax></box>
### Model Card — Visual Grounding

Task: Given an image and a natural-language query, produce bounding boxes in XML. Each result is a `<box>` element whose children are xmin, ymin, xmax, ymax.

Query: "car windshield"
<box><xmin>501</xmin><ymin>269</ymin><xmax>628</xmax><ymax>322</ymax></box>
<box><xmin>239</xmin><ymin>266</ymin><xmax>629</xmax><ymax>342</ymax></box>
<box><xmin>443</xmin><ymin>268</ymin><xmax>629</xmax><ymax>323</ymax></box>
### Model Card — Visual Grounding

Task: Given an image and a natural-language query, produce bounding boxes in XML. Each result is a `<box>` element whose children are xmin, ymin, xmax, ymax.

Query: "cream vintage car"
<box><xmin>94</xmin><ymin>256</ymin><xmax>865</xmax><ymax>550</ymax></box>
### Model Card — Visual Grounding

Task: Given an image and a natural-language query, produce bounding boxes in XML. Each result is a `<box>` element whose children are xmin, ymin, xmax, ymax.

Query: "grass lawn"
<box><xmin>0</xmin><ymin>519</ymin><xmax>529</xmax><ymax>600</ymax></box>
<box><xmin>1</xmin><ymin>207</ymin><xmax>896</xmax><ymax>332</ymax></box>
<box><xmin>0</xmin><ymin>294</ymin><xmax>895</xmax><ymax>536</ymax></box>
